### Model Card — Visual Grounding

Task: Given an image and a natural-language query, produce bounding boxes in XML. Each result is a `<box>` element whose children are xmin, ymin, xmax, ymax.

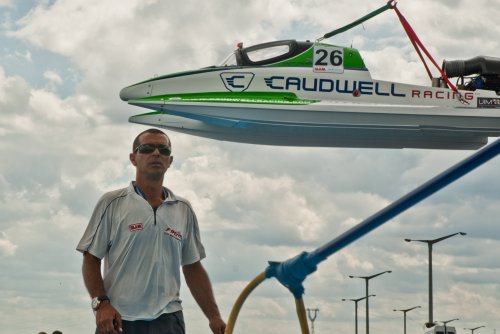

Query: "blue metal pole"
<box><xmin>307</xmin><ymin>138</ymin><xmax>500</xmax><ymax>264</ymax></box>
<box><xmin>265</xmin><ymin>138</ymin><xmax>500</xmax><ymax>298</ymax></box>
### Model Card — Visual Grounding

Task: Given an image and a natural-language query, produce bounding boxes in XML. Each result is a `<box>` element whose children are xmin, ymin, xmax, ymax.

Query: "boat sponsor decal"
<box><xmin>264</xmin><ymin>76</ymin><xmax>406</xmax><ymax>97</ymax></box>
<box><xmin>220</xmin><ymin>72</ymin><xmax>255</xmax><ymax>92</ymax></box>
<box><xmin>313</xmin><ymin>45</ymin><xmax>344</xmax><ymax>73</ymax></box>
<box><xmin>477</xmin><ymin>97</ymin><xmax>500</xmax><ymax>108</ymax></box>
<box><xmin>129</xmin><ymin>223</ymin><xmax>143</xmax><ymax>232</ymax></box>
<box><xmin>164</xmin><ymin>227</ymin><xmax>182</xmax><ymax>241</ymax></box>
<box><xmin>411</xmin><ymin>90</ymin><xmax>474</xmax><ymax>101</ymax></box>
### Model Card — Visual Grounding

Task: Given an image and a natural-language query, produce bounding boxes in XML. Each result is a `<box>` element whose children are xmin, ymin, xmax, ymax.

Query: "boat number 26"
<box><xmin>313</xmin><ymin>45</ymin><xmax>344</xmax><ymax>73</ymax></box>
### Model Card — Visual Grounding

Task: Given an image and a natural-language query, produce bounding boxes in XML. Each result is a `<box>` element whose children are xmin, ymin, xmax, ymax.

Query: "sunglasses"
<box><xmin>135</xmin><ymin>143</ymin><xmax>172</xmax><ymax>156</ymax></box>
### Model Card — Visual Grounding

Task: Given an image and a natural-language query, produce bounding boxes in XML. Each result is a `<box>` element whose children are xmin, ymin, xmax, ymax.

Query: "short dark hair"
<box><xmin>132</xmin><ymin>128</ymin><xmax>170</xmax><ymax>152</ymax></box>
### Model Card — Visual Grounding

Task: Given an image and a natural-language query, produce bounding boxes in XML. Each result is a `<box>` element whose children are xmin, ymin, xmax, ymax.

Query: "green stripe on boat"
<box><xmin>137</xmin><ymin>92</ymin><xmax>319</xmax><ymax>105</ymax></box>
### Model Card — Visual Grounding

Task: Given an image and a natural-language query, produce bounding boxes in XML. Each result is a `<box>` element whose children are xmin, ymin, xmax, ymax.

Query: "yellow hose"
<box><xmin>224</xmin><ymin>271</ymin><xmax>310</xmax><ymax>334</ymax></box>
<box><xmin>295</xmin><ymin>298</ymin><xmax>310</xmax><ymax>334</ymax></box>
<box><xmin>225</xmin><ymin>272</ymin><xmax>266</xmax><ymax>334</ymax></box>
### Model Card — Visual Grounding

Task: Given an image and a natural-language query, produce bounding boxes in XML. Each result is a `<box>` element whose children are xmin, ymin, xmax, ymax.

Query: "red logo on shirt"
<box><xmin>129</xmin><ymin>223</ymin><xmax>143</xmax><ymax>231</ymax></box>
<box><xmin>165</xmin><ymin>227</ymin><xmax>182</xmax><ymax>240</ymax></box>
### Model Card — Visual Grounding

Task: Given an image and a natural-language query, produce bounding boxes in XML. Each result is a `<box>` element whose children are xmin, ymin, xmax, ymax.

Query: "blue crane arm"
<box><xmin>266</xmin><ymin>138</ymin><xmax>500</xmax><ymax>298</ymax></box>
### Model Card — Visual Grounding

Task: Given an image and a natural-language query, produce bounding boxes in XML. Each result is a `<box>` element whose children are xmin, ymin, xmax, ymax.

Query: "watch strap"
<box><xmin>97</xmin><ymin>295</ymin><xmax>110</xmax><ymax>302</ymax></box>
<box><xmin>92</xmin><ymin>295</ymin><xmax>110</xmax><ymax>311</ymax></box>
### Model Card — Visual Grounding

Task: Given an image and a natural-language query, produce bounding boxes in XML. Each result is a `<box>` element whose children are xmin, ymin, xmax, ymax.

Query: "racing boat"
<box><xmin>120</xmin><ymin>39</ymin><xmax>500</xmax><ymax>149</ymax></box>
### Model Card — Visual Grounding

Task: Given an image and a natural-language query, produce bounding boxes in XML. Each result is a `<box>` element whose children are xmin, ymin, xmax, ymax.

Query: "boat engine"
<box><xmin>442</xmin><ymin>56</ymin><xmax>500</xmax><ymax>94</ymax></box>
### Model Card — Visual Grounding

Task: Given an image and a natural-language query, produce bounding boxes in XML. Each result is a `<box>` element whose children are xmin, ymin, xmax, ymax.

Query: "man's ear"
<box><xmin>166</xmin><ymin>155</ymin><xmax>173</xmax><ymax>168</ymax></box>
<box><xmin>129</xmin><ymin>153</ymin><xmax>137</xmax><ymax>166</ymax></box>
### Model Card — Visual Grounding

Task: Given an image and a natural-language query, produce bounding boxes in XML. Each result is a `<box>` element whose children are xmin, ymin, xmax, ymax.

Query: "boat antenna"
<box><xmin>317</xmin><ymin>0</ymin><xmax>395</xmax><ymax>42</ymax></box>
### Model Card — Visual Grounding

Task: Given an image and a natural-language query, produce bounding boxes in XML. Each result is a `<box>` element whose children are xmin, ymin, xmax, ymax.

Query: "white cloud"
<box><xmin>0</xmin><ymin>0</ymin><xmax>13</xmax><ymax>8</ymax></box>
<box><xmin>43</xmin><ymin>69</ymin><xmax>62</xmax><ymax>86</ymax></box>
<box><xmin>14</xmin><ymin>49</ymin><xmax>32</xmax><ymax>62</ymax></box>
<box><xmin>0</xmin><ymin>232</ymin><xmax>17</xmax><ymax>256</ymax></box>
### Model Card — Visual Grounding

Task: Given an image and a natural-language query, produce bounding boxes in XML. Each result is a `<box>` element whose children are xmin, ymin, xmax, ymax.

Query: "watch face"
<box><xmin>91</xmin><ymin>297</ymin><xmax>99</xmax><ymax>310</ymax></box>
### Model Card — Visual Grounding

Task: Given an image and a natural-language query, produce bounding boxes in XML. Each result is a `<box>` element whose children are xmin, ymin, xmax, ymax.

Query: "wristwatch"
<box><xmin>91</xmin><ymin>295</ymin><xmax>110</xmax><ymax>311</ymax></box>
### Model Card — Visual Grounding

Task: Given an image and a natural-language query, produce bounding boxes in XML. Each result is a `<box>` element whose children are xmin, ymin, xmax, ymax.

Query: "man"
<box><xmin>77</xmin><ymin>128</ymin><xmax>226</xmax><ymax>334</ymax></box>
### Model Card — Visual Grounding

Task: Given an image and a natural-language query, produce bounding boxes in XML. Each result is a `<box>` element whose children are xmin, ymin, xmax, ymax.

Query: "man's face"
<box><xmin>130</xmin><ymin>132</ymin><xmax>173</xmax><ymax>180</ymax></box>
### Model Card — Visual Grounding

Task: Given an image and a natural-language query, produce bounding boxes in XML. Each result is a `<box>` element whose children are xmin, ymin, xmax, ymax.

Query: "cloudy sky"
<box><xmin>1</xmin><ymin>0</ymin><xmax>499</xmax><ymax>333</ymax></box>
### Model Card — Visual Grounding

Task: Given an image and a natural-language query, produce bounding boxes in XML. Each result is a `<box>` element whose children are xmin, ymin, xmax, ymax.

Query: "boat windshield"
<box><xmin>246</xmin><ymin>44</ymin><xmax>291</xmax><ymax>63</ymax></box>
<box><xmin>218</xmin><ymin>52</ymin><xmax>238</xmax><ymax>67</ymax></box>
<box><xmin>217</xmin><ymin>40</ymin><xmax>313</xmax><ymax>67</ymax></box>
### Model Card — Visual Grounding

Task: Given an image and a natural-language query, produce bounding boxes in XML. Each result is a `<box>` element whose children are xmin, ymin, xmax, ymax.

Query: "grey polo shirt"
<box><xmin>76</xmin><ymin>182</ymin><xmax>206</xmax><ymax>321</ymax></box>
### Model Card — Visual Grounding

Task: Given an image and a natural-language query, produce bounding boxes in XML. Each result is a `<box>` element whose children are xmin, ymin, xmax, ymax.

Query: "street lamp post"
<box><xmin>438</xmin><ymin>318</ymin><xmax>459</xmax><ymax>334</ymax></box>
<box><xmin>394</xmin><ymin>306</ymin><xmax>421</xmax><ymax>334</ymax></box>
<box><xmin>464</xmin><ymin>326</ymin><xmax>486</xmax><ymax>334</ymax></box>
<box><xmin>404</xmin><ymin>232</ymin><xmax>466</xmax><ymax>327</ymax></box>
<box><xmin>349</xmin><ymin>270</ymin><xmax>391</xmax><ymax>334</ymax></box>
<box><xmin>343</xmin><ymin>295</ymin><xmax>376</xmax><ymax>334</ymax></box>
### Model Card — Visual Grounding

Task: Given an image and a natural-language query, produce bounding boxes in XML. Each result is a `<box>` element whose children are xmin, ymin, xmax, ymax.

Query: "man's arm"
<box><xmin>183</xmin><ymin>261</ymin><xmax>226</xmax><ymax>334</ymax></box>
<box><xmin>82</xmin><ymin>252</ymin><xmax>122</xmax><ymax>333</ymax></box>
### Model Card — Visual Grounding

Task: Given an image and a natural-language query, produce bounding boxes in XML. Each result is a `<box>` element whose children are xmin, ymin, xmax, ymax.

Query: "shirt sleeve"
<box><xmin>181</xmin><ymin>206</ymin><xmax>206</xmax><ymax>266</ymax></box>
<box><xmin>76</xmin><ymin>194</ymin><xmax>115</xmax><ymax>259</ymax></box>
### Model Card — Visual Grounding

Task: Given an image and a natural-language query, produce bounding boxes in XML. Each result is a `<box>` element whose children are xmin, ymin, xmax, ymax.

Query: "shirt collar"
<box><xmin>131</xmin><ymin>181</ymin><xmax>176</xmax><ymax>203</ymax></box>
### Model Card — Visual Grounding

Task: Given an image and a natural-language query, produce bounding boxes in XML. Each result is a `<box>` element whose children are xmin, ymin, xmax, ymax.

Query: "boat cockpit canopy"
<box><xmin>218</xmin><ymin>40</ymin><xmax>313</xmax><ymax>67</ymax></box>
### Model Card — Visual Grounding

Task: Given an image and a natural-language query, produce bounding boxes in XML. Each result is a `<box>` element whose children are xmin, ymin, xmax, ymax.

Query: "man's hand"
<box><xmin>96</xmin><ymin>302</ymin><xmax>122</xmax><ymax>334</ymax></box>
<box><xmin>183</xmin><ymin>261</ymin><xmax>226</xmax><ymax>334</ymax></box>
<box><xmin>209</xmin><ymin>315</ymin><xmax>226</xmax><ymax>334</ymax></box>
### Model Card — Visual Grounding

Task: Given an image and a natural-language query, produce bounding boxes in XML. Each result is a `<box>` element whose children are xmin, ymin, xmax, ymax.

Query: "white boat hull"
<box><xmin>128</xmin><ymin>101</ymin><xmax>500</xmax><ymax>149</ymax></box>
